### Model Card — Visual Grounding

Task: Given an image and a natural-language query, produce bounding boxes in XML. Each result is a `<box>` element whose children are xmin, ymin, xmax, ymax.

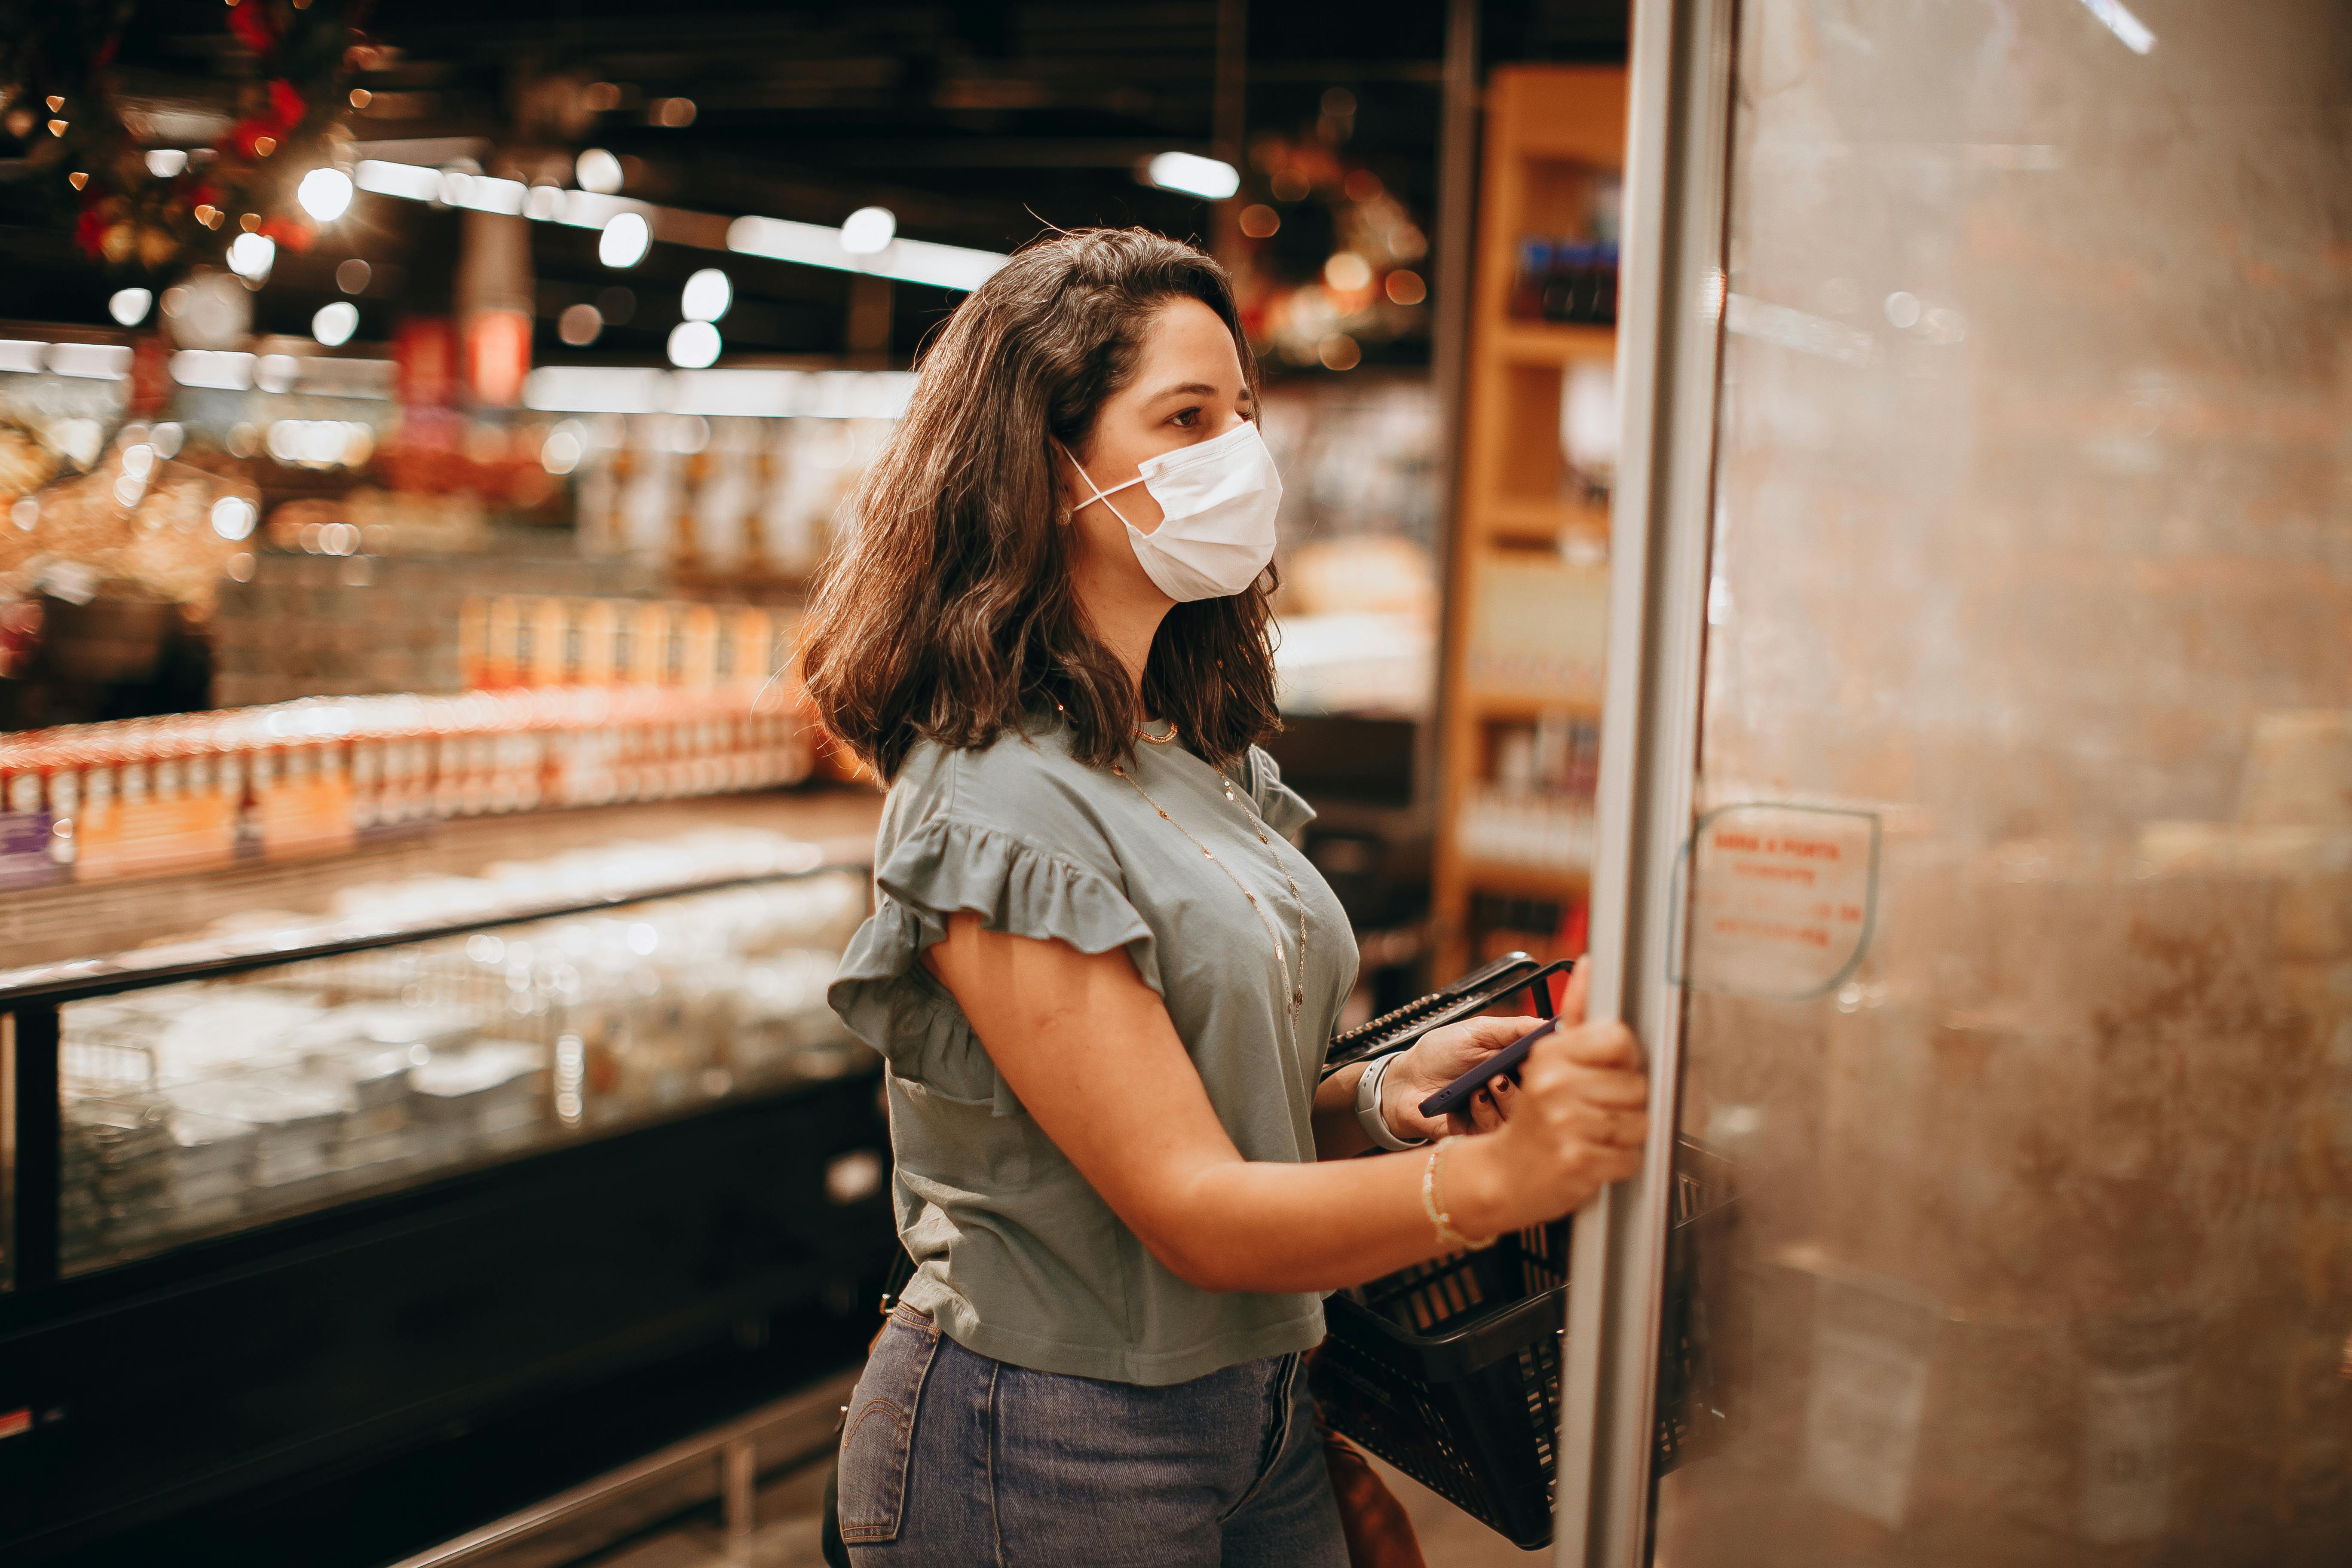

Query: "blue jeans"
<box><xmin>837</xmin><ymin>1305</ymin><xmax>1348</xmax><ymax>1567</ymax></box>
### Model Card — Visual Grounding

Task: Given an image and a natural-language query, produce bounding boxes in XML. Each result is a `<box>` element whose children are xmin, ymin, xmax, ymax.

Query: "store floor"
<box><xmin>581</xmin><ymin>1447</ymin><xmax>1535</xmax><ymax>1567</ymax></box>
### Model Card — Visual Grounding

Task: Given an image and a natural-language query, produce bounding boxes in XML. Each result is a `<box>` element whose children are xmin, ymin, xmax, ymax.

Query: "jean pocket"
<box><xmin>836</xmin><ymin>1313</ymin><xmax>941</xmax><ymax>1543</ymax></box>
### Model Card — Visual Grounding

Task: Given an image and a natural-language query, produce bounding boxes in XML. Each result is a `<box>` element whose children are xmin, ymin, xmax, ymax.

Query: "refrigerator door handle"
<box><xmin>1553</xmin><ymin>1</ymin><xmax>1740</xmax><ymax>1564</ymax></box>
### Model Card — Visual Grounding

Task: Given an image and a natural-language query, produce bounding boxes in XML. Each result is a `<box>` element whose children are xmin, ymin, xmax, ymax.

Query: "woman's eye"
<box><xmin>1170</xmin><ymin>407</ymin><xmax>1199</xmax><ymax>427</ymax></box>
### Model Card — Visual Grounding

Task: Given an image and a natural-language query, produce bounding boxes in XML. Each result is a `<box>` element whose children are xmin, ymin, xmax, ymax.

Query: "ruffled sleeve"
<box><xmin>1245</xmin><ymin>744</ymin><xmax>1316</xmax><ymax>842</ymax></box>
<box><xmin>828</xmin><ymin>815</ymin><xmax>1160</xmax><ymax>1115</ymax></box>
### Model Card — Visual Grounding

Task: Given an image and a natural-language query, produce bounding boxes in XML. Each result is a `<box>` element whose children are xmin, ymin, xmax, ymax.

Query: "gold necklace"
<box><xmin>1109</xmin><ymin>759</ymin><xmax>1308</xmax><ymax>1032</ymax></box>
<box><xmin>1046</xmin><ymin>699</ymin><xmax>1302</xmax><ymax>1026</ymax></box>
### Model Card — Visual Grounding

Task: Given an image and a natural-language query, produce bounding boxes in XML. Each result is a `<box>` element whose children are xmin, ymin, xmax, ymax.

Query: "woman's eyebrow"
<box><xmin>1146</xmin><ymin>380</ymin><xmax>1221</xmax><ymax>401</ymax></box>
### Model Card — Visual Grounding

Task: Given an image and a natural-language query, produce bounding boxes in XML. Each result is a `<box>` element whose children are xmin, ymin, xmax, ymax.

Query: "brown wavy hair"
<box><xmin>798</xmin><ymin>228</ymin><xmax>1280</xmax><ymax>782</ymax></box>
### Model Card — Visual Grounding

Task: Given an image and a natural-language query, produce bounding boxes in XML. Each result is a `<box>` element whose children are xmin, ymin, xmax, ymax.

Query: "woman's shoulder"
<box><xmin>885</xmin><ymin>724</ymin><xmax>1121</xmax><ymax>866</ymax></box>
<box><xmin>1240</xmin><ymin>742</ymin><xmax>1316</xmax><ymax>841</ymax></box>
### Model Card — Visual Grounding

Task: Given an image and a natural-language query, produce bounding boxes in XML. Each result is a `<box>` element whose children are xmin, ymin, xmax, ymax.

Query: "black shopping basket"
<box><xmin>1312</xmin><ymin>1216</ymin><xmax>1573</xmax><ymax>1548</ymax></box>
<box><xmin>1312</xmin><ymin>956</ymin><xmax>1739</xmax><ymax>1549</ymax></box>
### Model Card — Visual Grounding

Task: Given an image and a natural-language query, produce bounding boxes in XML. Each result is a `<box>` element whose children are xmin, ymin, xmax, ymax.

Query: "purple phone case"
<box><xmin>1416</xmin><ymin>1018</ymin><xmax>1559</xmax><ymax>1120</ymax></box>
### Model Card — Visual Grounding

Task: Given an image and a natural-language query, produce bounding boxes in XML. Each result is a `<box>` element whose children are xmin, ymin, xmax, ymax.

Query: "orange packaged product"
<box><xmin>251</xmin><ymin>740</ymin><xmax>358</xmax><ymax>861</ymax></box>
<box><xmin>72</xmin><ymin>726</ymin><xmax>236</xmax><ymax>881</ymax></box>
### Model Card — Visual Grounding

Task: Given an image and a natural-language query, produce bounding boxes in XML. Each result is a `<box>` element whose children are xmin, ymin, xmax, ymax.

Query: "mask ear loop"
<box><xmin>1054</xmin><ymin>440</ymin><xmax>1145</xmax><ymax>530</ymax></box>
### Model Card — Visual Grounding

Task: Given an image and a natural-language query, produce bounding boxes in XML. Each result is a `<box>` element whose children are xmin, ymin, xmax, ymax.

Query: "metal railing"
<box><xmin>385</xmin><ymin>1369</ymin><xmax>858</xmax><ymax>1568</ymax></box>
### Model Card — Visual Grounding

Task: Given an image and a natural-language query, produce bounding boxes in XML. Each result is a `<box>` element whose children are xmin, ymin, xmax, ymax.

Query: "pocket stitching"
<box><xmin>836</xmin><ymin>1323</ymin><xmax>941</xmax><ymax>1543</ymax></box>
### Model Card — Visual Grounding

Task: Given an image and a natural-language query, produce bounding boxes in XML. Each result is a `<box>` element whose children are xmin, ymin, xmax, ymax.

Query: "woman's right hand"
<box><xmin>1446</xmin><ymin>967</ymin><xmax>1651</xmax><ymax>1237</ymax></box>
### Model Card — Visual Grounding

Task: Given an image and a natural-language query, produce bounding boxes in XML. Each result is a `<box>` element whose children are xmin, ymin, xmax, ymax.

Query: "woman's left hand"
<box><xmin>1378</xmin><ymin>1011</ymin><xmax>1545</xmax><ymax>1143</ymax></box>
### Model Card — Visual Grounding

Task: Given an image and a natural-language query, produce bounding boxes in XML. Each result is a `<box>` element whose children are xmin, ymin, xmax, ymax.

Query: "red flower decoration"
<box><xmin>74</xmin><ymin>207</ymin><xmax>110</xmax><ymax>258</ymax></box>
<box><xmin>269</xmin><ymin>80</ymin><xmax>306</xmax><ymax>128</ymax></box>
<box><xmin>227</xmin><ymin>3</ymin><xmax>278</xmax><ymax>53</ymax></box>
<box><xmin>259</xmin><ymin>216</ymin><xmax>316</xmax><ymax>252</ymax></box>
<box><xmin>230</xmin><ymin>118</ymin><xmax>278</xmax><ymax>159</ymax></box>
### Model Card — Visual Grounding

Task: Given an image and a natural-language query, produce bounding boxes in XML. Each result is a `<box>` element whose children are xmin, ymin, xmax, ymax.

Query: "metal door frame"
<box><xmin>1553</xmin><ymin>0</ymin><xmax>1739</xmax><ymax>1563</ymax></box>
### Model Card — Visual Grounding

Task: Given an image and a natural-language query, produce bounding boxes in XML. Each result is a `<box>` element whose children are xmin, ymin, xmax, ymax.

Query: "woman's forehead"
<box><xmin>1131</xmin><ymin>298</ymin><xmax>1243</xmax><ymax>388</ymax></box>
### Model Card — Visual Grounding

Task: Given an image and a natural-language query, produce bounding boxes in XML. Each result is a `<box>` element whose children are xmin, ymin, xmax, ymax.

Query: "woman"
<box><xmin>805</xmin><ymin>228</ymin><xmax>1648</xmax><ymax>1567</ymax></box>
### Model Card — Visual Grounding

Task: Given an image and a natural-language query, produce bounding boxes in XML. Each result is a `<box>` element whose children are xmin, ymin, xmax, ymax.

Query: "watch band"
<box><xmin>1355</xmin><ymin>1051</ymin><xmax>1430</xmax><ymax>1152</ymax></box>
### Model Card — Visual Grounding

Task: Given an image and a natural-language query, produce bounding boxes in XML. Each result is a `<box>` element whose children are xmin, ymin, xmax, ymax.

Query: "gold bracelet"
<box><xmin>1421</xmin><ymin>1136</ymin><xmax>1498</xmax><ymax>1253</ymax></box>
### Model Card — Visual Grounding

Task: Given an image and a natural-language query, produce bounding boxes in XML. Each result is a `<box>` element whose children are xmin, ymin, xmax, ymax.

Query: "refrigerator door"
<box><xmin>1575</xmin><ymin>1</ymin><xmax>2352</xmax><ymax>1563</ymax></box>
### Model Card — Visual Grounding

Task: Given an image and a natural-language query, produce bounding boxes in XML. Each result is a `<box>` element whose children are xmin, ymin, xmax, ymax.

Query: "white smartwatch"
<box><xmin>1354</xmin><ymin>1051</ymin><xmax>1430</xmax><ymax>1152</ymax></box>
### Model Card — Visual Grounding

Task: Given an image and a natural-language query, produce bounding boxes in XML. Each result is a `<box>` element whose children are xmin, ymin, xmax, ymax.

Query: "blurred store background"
<box><xmin>0</xmin><ymin>3</ymin><xmax>1629</xmax><ymax>1565</ymax></box>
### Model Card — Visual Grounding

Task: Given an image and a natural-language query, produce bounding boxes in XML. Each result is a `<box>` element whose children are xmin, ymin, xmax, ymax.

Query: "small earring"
<box><xmin>1056</xmin><ymin>502</ymin><xmax>1073</xmax><ymax>527</ymax></box>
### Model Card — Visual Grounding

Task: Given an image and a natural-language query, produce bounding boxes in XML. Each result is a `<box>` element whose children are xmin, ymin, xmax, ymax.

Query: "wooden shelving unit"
<box><xmin>1433</xmin><ymin>65</ymin><xmax>1626</xmax><ymax>980</ymax></box>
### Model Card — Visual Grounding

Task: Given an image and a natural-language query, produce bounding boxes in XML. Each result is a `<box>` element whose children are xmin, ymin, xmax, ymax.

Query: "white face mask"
<box><xmin>1060</xmin><ymin>419</ymin><xmax>1283</xmax><ymax>602</ymax></box>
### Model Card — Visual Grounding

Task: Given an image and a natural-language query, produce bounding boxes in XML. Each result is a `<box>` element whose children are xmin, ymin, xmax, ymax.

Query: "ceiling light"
<box><xmin>47</xmin><ymin>343</ymin><xmax>132</xmax><ymax>379</ymax></box>
<box><xmin>839</xmin><ymin>206</ymin><xmax>897</xmax><ymax>256</ymax></box>
<box><xmin>313</xmin><ymin>300</ymin><xmax>360</xmax><ymax>346</ymax></box>
<box><xmin>667</xmin><ymin>320</ymin><xmax>722</xmax><ymax>368</ymax></box>
<box><xmin>227</xmin><ymin>231</ymin><xmax>276</xmax><ymax>283</ymax></box>
<box><xmin>341</xmin><ymin>151</ymin><xmax>1011</xmax><ymax>293</ymax></box>
<box><xmin>576</xmin><ymin>148</ymin><xmax>623</xmax><ymax>194</ymax></box>
<box><xmin>599</xmin><ymin>211</ymin><xmax>650</xmax><ymax>268</ymax></box>
<box><xmin>108</xmin><ymin>288</ymin><xmax>153</xmax><ymax>326</ymax></box>
<box><xmin>542</xmin><ymin>422</ymin><xmax>587</xmax><ymax>476</ymax></box>
<box><xmin>1317</xmin><ymin>334</ymin><xmax>1362</xmax><ymax>371</ymax></box>
<box><xmin>297</xmin><ymin>167</ymin><xmax>354</xmax><ymax>222</ymax></box>
<box><xmin>1323</xmin><ymin>252</ymin><xmax>1373</xmax><ymax>292</ymax></box>
<box><xmin>680</xmin><ymin>268</ymin><xmax>732</xmax><ymax>322</ymax></box>
<box><xmin>1145</xmin><ymin>151</ymin><xmax>1240</xmax><ymax>201</ymax></box>
<box><xmin>558</xmin><ymin>303</ymin><xmax>603</xmax><ymax>346</ymax></box>
<box><xmin>354</xmin><ymin>160</ymin><xmax>441</xmax><ymax>201</ymax></box>
<box><xmin>210</xmin><ymin>495</ymin><xmax>257</xmax><ymax>541</ymax></box>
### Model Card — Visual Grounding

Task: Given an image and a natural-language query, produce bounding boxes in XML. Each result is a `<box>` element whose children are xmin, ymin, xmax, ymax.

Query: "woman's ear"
<box><xmin>1050</xmin><ymin>438</ymin><xmax>1084</xmax><ymax>524</ymax></box>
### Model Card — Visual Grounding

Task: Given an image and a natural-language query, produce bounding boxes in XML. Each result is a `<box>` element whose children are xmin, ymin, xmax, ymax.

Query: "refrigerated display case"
<box><xmin>1561</xmin><ymin>2</ymin><xmax>2352</xmax><ymax>1565</ymax></box>
<box><xmin>0</xmin><ymin>827</ymin><xmax>896</xmax><ymax>1558</ymax></box>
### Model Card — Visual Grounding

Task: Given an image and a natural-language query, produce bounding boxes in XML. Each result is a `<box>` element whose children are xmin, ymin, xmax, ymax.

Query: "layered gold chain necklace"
<box><xmin>1111</xmin><ymin>719</ymin><xmax>1308</xmax><ymax>1035</ymax></box>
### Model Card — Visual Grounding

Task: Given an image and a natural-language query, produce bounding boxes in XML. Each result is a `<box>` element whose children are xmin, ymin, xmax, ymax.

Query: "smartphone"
<box><xmin>1416</xmin><ymin>1017</ymin><xmax>1559</xmax><ymax>1121</ymax></box>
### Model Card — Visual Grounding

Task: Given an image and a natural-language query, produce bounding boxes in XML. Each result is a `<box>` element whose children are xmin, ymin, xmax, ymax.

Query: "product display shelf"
<box><xmin>0</xmin><ymin>817</ymin><xmax>896</xmax><ymax>1559</ymax></box>
<box><xmin>1494</xmin><ymin>319</ymin><xmax>1619</xmax><ymax>367</ymax></box>
<box><xmin>0</xmin><ymin>787</ymin><xmax>882</xmax><ymax>969</ymax></box>
<box><xmin>1484</xmin><ymin>496</ymin><xmax>1612</xmax><ymax>547</ymax></box>
<box><xmin>1434</xmin><ymin>65</ymin><xmax>1626</xmax><ymax>979</ymax></box>
<box><xmin>1453</xmin><ymin>858</ymin><xmax>1594</xmax><ymax>903</ymax></box>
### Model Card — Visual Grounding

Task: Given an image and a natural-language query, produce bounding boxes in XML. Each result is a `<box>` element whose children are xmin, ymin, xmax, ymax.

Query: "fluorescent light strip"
<box><xmin>523</xmin><ymin>366</ymin><xmax>918</xmax><ymax>420</ymax></box>
<box><xmin>2077</xmin><ymin>0</ymin><xmax>2156</xmax><ymax>53</ymax></box>
<box><xmin>167</xmin><ymin>350</ymin><xmax>394</xmax><ymax>398</ymax></box>
<box><xmin>353</xmin><ymin>159</ymin><xmax>442</xmax><ymax>202</ymax></box>
<box><xmin>169</xmin><ymin>350</ymin><xmax>257</xmax><ymax>391</ymax></box>
<box><xmin>0</xmin><ymin>340</ymin><xmax>134</xmax><ymax>379</ymax></box>
<box><xmin>440</xmin><ymin>171</ymin><xmax>529</xmax><ymax>216</ymax></box>
<box><xmin>354</xmin><ymin>159</ymin><xmax>1007</xmax><ymax>292</ymax></box>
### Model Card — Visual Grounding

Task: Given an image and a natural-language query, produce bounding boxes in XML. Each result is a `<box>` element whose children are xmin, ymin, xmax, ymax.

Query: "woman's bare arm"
<box><xmin>923</xmin><ymin>912</ymin><xmax>1647</xmax><ymax>1296</ymax></box>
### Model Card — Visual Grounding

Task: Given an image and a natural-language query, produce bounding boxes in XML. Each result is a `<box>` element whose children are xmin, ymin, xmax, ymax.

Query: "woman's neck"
<box><xmin>1068</xmin><ymin>539</ymin><xmax>1174</xmax><ymax>700</ymax></box>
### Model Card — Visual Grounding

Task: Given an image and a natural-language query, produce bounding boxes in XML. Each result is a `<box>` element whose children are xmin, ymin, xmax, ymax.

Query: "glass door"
<box><xmin>1571</xmin><ymin>1</ymin><xmax>2352</xmax><ymax>1563</ymax></box>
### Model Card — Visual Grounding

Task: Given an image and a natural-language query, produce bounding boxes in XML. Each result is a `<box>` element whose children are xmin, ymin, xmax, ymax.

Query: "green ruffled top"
<box><xmin>829</xmin><ymin>717</ymin><xmax>1359</xmax><ymax>1386</ymax></box>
